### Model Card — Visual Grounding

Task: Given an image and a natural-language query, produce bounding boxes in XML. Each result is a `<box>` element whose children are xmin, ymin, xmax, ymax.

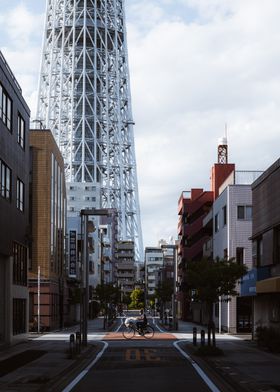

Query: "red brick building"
<box><xmin>177</xmin><ymin>139</ymin><xmax>235</xmax><ymax>320</ymax></box>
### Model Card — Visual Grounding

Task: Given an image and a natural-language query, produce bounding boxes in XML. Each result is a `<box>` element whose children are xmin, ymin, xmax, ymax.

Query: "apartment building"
<box><xmin>145</xmin><ymin>247</ymin><xmax>163</xmax><ymax>298</ymax></box>
<box><xmin>115</xmin><ymin>241</ymin><xmax>135</xmax><ymax>295</ymax></box>
<box><xmin>251</xmin><ymin>158</ymin><xmax>280</xmax><ymax>330</ymax></box>
<box><xmin>0</xmin><ymin>51</ymin><xmax>30</xmax><ymax>344</ymax></box>
<box><xmin>28</xmin><ymin>130</ymin><xmax>67</xmax><ymax>331</ymax></box>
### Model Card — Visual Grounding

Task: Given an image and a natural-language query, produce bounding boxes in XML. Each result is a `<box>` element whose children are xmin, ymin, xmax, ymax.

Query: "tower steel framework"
<box><xmin>37</xmin><ymin>0</ymin><xmax>143</xmax><ymax>261</ymax></box>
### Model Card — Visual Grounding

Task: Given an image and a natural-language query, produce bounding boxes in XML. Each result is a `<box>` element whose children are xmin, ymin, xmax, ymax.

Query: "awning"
<box><xmin>256</xmin><ymin>276</ymin><xmax>280</xmax><ymax>294</ymax></box>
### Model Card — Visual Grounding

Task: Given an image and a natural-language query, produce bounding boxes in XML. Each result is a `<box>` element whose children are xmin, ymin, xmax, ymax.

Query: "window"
<box><xmin>223</xmin><ymin>205</ymin><xmax>227</xmax><ymax>226</ymax></box>
<box><xmin>0</xmin><ymin>83</ymin><xmax>12</xmax><ymax>130</ymax></box>
<box><xmin>224</xmin><ymin>248</ymin><xmax>228</xmax><ymax>260</ymax></box>
<box><xmin>13</xmin><ymin>298</ymin><xmax>26</xmax><ymax>335</ymax></box>
<box><xmin>237</xmin><ymin>205</ymin><xmax>252</xmax><ymax>220</ymax></box>
<box><xmin>17</xmin><ymin>114</ymin><xmax>25</xmax><ymax>149</ymax></box>
<box><xmin>16</xmin><ymin>178</ymin><xmax>24</xmax><ymax>211</ymax></box>
<box><xmin>273</xmin><ymin>227</ymin><xmax>280</xmax><ymax>265</ymax></box>
<box><xmin>0</xmin><ymin>159</ymin><xmax>11</xmax><ymax>200</ymax></box>
<box><xmin>215</xmin><ymin>213</ymin><xmax>219</xmax><ymax>232</ymax></box>
<box><xmin>13</xmin><ymin>242</ymin><xmax>27</xmax><ymax>286</ymax></box>
<box><xmin>236</xmin><ymin>247</ymin><xmax>244</xmax><ymax>265</ymax></box>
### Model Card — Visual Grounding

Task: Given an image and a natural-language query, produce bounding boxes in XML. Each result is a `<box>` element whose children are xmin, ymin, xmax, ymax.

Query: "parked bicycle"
<box><xmin>122</xmin><ymin>318</ymin><xmax>155</xmax><ymax>339</ymax></box>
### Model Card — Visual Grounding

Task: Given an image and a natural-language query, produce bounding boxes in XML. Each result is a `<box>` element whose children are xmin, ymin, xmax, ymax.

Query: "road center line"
<box><xmin>174</xmin><ymin>340</ymin><xmax>220</xmax><ymax>392</ymax></box>
<box><xmin>62</xmin><ymin>341</ymin><xmax>108</xmax><ymax>392</ymax></box>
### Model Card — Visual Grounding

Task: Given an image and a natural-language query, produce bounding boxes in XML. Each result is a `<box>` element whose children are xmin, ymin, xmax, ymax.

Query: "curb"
<box><xmin>178</xmin><ymin>341</ymin><xmax>258</xmax><ymax>392</ymax></box>
<box><xmin>40</xmin><ymin>342</ymin><xmax>104</xmax><ymax>392</ymax></box>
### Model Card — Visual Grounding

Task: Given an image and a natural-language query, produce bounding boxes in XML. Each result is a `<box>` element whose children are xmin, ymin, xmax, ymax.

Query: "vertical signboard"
<box><xmin>69</xmin><ymin>230</ymin><xmax>77</xmax><ymax>277</ymax></box>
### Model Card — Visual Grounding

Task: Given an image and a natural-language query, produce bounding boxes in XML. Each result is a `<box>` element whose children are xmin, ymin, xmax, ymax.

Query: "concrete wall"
<box><xmin>213</xmin><ymin>185</ymin><xmax>253</xmax><ymax>332</ymax></box>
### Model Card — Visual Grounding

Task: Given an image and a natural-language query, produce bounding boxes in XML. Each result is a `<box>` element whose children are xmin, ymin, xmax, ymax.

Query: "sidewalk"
<box><xmin>172</xmin><ymin>319</ymin><xmax>280</xmax><ymax>392</ymax></box>
<box><xmin>0</xmin><ymin>317</ymin><xmax>114</xmax><ymax>392</ymax></box>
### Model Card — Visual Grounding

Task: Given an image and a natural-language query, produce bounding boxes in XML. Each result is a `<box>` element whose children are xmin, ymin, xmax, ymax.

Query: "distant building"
<box><xmin>144</xmin><ymin>247</ymin><xmax>163</xmax><ymax>297</ymax></box>
<box><xmin>177</xmin><ymin>137</ymin><xmax>235</xmax><ymax>321</ymax></box>
<box><xmin>0</xmin><ymin>51</ymin><xmax>30</xmax><ymax>345</ymax></box>
<box><xmin>115</xmin><ymin>241</ymin><xmax>136</xmax><ymax>295</ymax></box>
<box><xmin>251</xmin><ymin>158</ymin><xmax>280</xmax><ymax>331</ymax></box>
<box><xmin>177</xmin><ymin>189</ymin><xmax>213</xmax><ymax>320</ymax></box>
<box><xmin>28</xmin><ymin>129</ymin><xmax>67</xmax><ymax>331</ymax></box>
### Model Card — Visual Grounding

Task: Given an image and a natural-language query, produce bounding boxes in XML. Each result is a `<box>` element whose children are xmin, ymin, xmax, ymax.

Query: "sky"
<box><xmin>1</xmin><ymin>0</ymin><xmax>280</xmax><ymax>250</ymax></box>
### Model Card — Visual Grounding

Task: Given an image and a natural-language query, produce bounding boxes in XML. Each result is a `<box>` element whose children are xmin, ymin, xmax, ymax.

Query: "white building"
<box><xmin>145</xmin><ymin>248</ymin><xmax>164</xmax><ymax>297</ymax></box>
<box><xmin>210</xmin><ymin>171</ymin><xmax>262</xmax><ymax>333</ymax></box>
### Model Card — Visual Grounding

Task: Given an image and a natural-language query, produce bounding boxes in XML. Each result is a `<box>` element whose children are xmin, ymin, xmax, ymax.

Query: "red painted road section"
<box><xmin>104</xmin><ymin>332</ymin><xmax>176</xmax><ymax>340</ymax></box>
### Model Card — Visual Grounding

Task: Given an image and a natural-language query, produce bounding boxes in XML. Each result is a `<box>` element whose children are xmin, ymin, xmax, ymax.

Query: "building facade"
<box><xmin>115</xmin><ymin>241</ymin><xmax>136</xmax><ymax>296</ymax></box>
<box><xmin>0</xmin><ymin>51</ymin><xmax>30</xmax><ymax>345</ymax></box>
<box><xmin>144</xmin><ymin>247</ymin><xmax>163</xmax><ymax>298</ymax></box>
<box><xmin>251</xmin><ymin>159</ymin><xmax>280</xmax><ymax>331</ymax></box>
<box><xmin>29</xmin><ymin>130</ymin><xmax>67</xmax><ymax>331</ymax></box>
<box><xmin>177</xmin><ymin>189</ymin><xmax>213</xmax><ymax>320</ymax></box>
<box><xmin>212</xmin><ymin>183</ymin><xmax>254</xmax><ymax>332</ymax></box>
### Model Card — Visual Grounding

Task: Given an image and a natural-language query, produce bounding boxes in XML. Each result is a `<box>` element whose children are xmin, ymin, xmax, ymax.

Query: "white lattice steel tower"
<box><xmin>37</xmin><ymin>0</ymin><xmax>143</xmax><ymax>261</ymax></box>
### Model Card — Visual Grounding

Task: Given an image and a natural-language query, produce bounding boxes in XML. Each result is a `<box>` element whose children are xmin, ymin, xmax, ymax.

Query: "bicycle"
<box><xmin>122</xmin><ymin>321</ymin><xmax>155</xmax><ymax>339</ymax></box>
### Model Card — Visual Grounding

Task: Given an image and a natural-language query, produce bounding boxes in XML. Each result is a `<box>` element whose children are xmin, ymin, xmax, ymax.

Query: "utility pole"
<box><xmin>37</xmin><ymin>265</ymin><xmax>40</xmax><ymax>334</ymax></box>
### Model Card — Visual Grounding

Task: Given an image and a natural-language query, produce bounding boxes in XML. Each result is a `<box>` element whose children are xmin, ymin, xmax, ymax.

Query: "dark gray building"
<box><xmin>251</xmin><ymin>158</ymin><xmax>280</xmax><ymax>330</ymax></box>
<box><xmin>0</xmin><ymin>51</ymin><xmax>30</xmax><ymax>345</ymax></box>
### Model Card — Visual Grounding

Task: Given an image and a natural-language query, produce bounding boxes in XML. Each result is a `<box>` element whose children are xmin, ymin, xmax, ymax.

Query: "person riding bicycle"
<box><xmin>136</xmin><ymin>309</ymin><xmax>147</xmax><ymax>335</ymax></box>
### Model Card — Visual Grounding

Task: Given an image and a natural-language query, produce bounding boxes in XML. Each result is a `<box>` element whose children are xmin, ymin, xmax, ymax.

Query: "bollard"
<box><xmin>200</xmin><ymin>329</ymin><xmax>205</xmax><ymax>346</ymax></box>
<box><xmin>193</xmin><ymin>327</ymin><xmax>197</xmax><ymax>346</ymax></box>
<box><xmin>69</xmin><ymin>333</ymin><xmax>75</xmax><ymax>358</ymax></box>
<box><xmin>169</xmin><ymin>316</ymin><xmax>173</xmax><ymax>329</ymax></box>
<box><xmin>76</xmin><ymin>331</ymin><xmax>81</xmax><ymax>354</ymax></box>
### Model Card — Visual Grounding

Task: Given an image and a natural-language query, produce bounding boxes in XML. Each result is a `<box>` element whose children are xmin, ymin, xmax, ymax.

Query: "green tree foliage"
<box><xmin>155</xmin><ymin>281</ymin><xmax>173</xmax><ymax>303</ymax></box>
<box><xmin>186</xmin><ymin>257</ymin><xmax>247</xmax><ymax>345</ymax></box>
<box><xmin>94</xmin><ymin>283</ymin><xmax>120</xmax><ymax>308</ymax></box>
<box><xmin>129</xmin><ymin>288</ymin><xmax>144</xmax><ymax>309</ymax></box>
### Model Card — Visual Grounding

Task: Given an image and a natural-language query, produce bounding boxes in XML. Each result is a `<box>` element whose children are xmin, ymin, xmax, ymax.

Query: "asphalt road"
<box><xmin>66</xmin><ymin>325</ymin><xmax>216</xmax><ymax>392</ymax></box>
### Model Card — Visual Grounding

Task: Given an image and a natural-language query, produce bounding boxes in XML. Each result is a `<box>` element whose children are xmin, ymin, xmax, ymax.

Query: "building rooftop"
<box><xmin>252</xmin><ymin>158</ymin><xmax>280</xmax><ymax>189</ymax></box>
<box><xmin>0</xmin><ymin>51</ymin><xmax>22</xmax><ymax>94</ymax></box>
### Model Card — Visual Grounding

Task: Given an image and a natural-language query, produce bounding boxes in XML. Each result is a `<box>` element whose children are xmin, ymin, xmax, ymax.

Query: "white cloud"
<box><xmin>127</xmin><ymin>0</ymin><xmax>280</xmax><ymax>247</ymax></box>
<box><xmin>0</xmin><ymin>4</ymin><xmax>44</xmax><ymax>116</ymax></box>
<box><xmin>1</xmin><ymin>1</ymin><xmax>280</xmax><ymax>251</ymax></box>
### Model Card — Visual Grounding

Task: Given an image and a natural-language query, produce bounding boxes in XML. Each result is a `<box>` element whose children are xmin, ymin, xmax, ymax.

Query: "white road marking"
<box><xmin>174</xmin><ymin>340</ymin><xmax>221</xmax><ymax>392</ymax></box>
<box><xmin>153</xmin><ymin>320</ymin><xmax>166</xmax><ymax>333</ymax></box>
<box><xmin>62</xmin><ymin>341</ymin><xmax>108</xmax><ymax>392</ymax></box>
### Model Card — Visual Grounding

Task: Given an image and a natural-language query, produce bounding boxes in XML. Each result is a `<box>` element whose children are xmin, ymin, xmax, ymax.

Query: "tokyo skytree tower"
<box><xmin>37</xmin><ymin>0</ymin><xmax>143</xmax><ymax>261</ymax></box>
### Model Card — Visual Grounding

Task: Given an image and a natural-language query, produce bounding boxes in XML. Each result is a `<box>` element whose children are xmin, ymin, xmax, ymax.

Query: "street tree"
<box><xmin>155</xmin><ymin>281</ymin><xmax>173</xmax><ymax>318</ymax></box>
<box><xmin>129</xmin><ymin>288</ymin><xmax>144</xmax><ymax>309</ymax></box>
<box><xmin>94</xmin><ymin>283</ymin><xmax>120</xmax><ymax>328</ymax></box>
<box><xmin>185</xmin><ymin>257</ymin><xmax>247</xmax><ymax>346</ymax></box>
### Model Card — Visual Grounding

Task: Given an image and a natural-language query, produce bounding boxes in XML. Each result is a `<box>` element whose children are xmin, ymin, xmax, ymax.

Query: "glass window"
<box><xmin>6</xmin><ymin>96</ymin><xmax>11</xmax><ymax>130</ymax></box>
<box><xmin>246</xmin><ymin>206</ymin><xmax>252</xmax><ymax>220</ymax></box>
<box><xmin>236</xmin><ymin>247</ymin><xmax>244</xmax><ymax>265</ymax></box>
<box><xmin>0</xmin><ymin>84</ymin><xmax>12</xmax><ymax>131</ymax></box>
<box><xmin>223</xmin><ymin>205</ymin><xmax>227</xmax><ymax>226</ymax></box>
<box><xmin>0</xmin><ymin>160</ymin><xmax>11</xmax><ymax>200</ymax></box>
<box><xmin>16</xmin><ymin>179</ymin><xmax>24</xmax><ymax>211</ymax></box>
<box><xmin>17</xmin><ymin>114</ymin><xmax>25</xmax><ymax>149</ymax></box>
<box><xmin>0</xmin><ymin>84</ymin><xmax>2</xmax><ymax>118</ymax></box>
<box><xmin>13</xmin><ymin>298</ymin><xmax>26</xmax><ymax>335</ymax></box>
<box><xmin>215</xmin><ymin>213</ymin><xmax>219</xmax><ymax>232</ymax></box>
<box><xmin>237</xmin><ymin>205</ymin><xmax>252</xmax><ymax>221</ymax></box>
<box><xmin>237</xmin><ymin>206</ymin><xmax>245</xmax><ymax>219</ymax></box>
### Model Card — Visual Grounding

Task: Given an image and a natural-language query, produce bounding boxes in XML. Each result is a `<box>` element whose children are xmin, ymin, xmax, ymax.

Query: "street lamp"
<box><xmin>161</xmin><ymin>244</ymin><xmax>178</xmax><ymax>331</ymax></box>
<box><xmin>80</xmin><ymin>208</ymin><xmax>111</xmax><ymax>345</ymax></box>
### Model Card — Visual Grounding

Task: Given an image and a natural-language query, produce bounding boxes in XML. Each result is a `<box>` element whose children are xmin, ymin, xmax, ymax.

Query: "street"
<box><xmin>62</xmin><ymin>318</ymin><xmax>218</xmax><ymax>392</ymax></box>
